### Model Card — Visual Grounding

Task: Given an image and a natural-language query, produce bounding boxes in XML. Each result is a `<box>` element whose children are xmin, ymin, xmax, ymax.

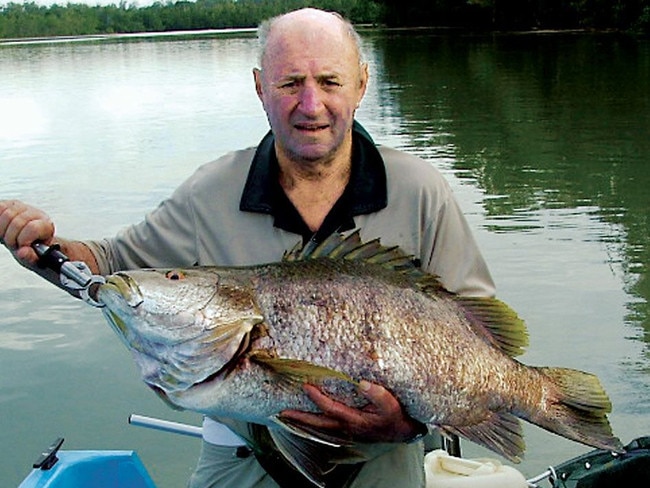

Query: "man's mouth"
<box><xmin>294</xmin><ymin>123</ymin><xmax>329</xmax><ymax>132</ymax></box>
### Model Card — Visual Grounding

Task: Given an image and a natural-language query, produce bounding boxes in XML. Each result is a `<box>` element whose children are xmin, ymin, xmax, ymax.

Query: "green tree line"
<box><xmin>381</xmin><ymin>0</ymin><xmax>650</xmax><ymax>31</ymax></box>
<box><xmin>1</xmin><ymin>0</ymin><xmax>648</xmax><ymax>39</ymax></box>
<box><xmin>0</xmin><ymin>0</ymin><xmax>384</xmax><ymax>38</ymax></box>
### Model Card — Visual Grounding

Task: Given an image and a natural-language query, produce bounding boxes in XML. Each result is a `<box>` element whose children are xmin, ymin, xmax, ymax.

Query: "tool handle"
<box><xmin>32</xmin><ymin>242</ymin><xmax>69</xmax><ymax>273</ymax></box>
<box><xmin>32</xmin><ymin>241</ymin><xmax>93</xmax><ymax>289</ymax></box>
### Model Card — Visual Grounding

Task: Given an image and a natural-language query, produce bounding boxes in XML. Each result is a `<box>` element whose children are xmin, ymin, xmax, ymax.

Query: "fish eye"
<box><xmin>165</xmin><ymin>270</ymin><xmax>186</xmax><ymax>281</ymax></box>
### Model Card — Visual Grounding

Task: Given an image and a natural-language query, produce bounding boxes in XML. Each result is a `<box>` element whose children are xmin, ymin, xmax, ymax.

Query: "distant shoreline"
<box><xmin>1</xmin><ymin>25</ymin><xmax>625</xmax><ymax>47</ymax></box>
<box><xmin>0</xmin><ymin>27</ymin><xmax>258</xmax><ymax>46</ymax></box>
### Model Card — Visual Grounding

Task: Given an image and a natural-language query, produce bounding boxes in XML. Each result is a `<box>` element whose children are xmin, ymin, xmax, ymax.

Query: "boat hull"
<box><xmin>19</xmin><ymin>450</ymin><xmax>156</xmax><ymax>488</ymax></box>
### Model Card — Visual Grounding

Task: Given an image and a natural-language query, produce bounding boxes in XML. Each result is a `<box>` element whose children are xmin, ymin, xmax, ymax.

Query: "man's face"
<box><xmin>254</xmin><ymin>19</ymin><xmax>368</xmax><ymax>166</ymax></box>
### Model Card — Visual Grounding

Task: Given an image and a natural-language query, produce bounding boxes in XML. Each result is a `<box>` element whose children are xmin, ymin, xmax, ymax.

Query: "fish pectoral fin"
<box><xmin>249</xmin><ymin>352</ymin><xmax>358</xmax><ymax>390</ymax></box>
<box><xmin>440</xmin><ymin>412</ymin><xmax>525</xmax><ymax>463</ymax></box>
<box><xmin>268</xmin><ymin>422</ymin><xmax>368</xmax><ymax>487</ymax></box>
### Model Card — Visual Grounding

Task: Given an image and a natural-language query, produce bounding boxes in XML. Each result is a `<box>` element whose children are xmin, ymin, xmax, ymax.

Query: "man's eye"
<box><xmin>279</xmin><ymin>81</ymin><xmax>298</xmax><ymax>89</ymax></box>
<box><xmin>322</xmin><ymin>80</ymin><xmax>342</xmax><ymax>90</ymax></box>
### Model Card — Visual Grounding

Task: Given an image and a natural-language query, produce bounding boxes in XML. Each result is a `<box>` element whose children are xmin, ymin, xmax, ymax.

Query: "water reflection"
<box><xmin>372</xmin><ymin>31</ymin><xmax>650</xmax><ymax>362</ymax></box>
<box><xmin>1</xmin><ymin>31</ymin><xmax>649</xmax><ymax>484</ymax></box>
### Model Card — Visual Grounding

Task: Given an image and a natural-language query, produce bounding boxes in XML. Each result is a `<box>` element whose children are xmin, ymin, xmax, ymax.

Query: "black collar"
<box><xmin>240</xmin><ymin>121</ymin><xmax>387</xmax><ymax>242</ymax></box>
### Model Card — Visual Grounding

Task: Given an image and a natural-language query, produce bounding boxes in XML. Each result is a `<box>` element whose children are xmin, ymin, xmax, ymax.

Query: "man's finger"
<box><xmin>357</xmin><ymin>380</ymin><xmax>401</xmax><ymax>415</ymax></box>
<box><xmin>278</xmin><ymin>409</ymin><xmax>342</xmax><ymax>431</ymax></box>
<box><xmin>281</xmin><ymin>384</ymin><xmax>365</xmax><ymax>430</ymax></box>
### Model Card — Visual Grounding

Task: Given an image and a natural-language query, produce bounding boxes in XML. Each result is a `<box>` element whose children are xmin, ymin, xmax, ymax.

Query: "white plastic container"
<box><xmin>424</xmin><ymin>450</ymin><xmax>527</xmax><ymax>488</ymax></box>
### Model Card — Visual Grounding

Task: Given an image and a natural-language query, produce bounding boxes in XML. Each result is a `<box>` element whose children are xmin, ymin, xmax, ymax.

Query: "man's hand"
<box><xmin>279</xmin><ymin>380</ymin><xmax>426</xmax><ymax>443</ymax></box>
<box><xmin>0</xmin><ymin>199</ymin><xmax>55</xmax><ymax>264</ymax></box>
<box><xmin>0</xmin><ymin>200</ymin><xmax>100</xmax><ymax>288</ymax></box>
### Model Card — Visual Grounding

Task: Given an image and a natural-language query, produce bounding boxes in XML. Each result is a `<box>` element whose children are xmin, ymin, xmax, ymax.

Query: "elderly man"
<box><xmin>0</xmin><ymin>8</ymin><xmax>494</xmax><ymax>488</ymax></box>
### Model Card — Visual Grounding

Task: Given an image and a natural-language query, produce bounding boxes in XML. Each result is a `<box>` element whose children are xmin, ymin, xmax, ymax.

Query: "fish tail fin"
<box><xmin>530</xmin><ymin>367</ymin><xmax>623</xmax><ymax>453</ymax></box>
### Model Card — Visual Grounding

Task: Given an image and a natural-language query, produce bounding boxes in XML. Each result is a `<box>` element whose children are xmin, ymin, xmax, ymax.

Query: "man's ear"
<box><xmin>253</xmin><ymin>68</ymin><xmax>264</xmax><ymax>101</ymax></box>
<box><xmin>357</xmin><ymin>63</ymin><xmax>369</xmax><ymax>106</ymax></box>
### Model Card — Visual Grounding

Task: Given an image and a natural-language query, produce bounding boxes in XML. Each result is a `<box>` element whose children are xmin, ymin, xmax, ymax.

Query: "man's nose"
<box><xmin>297</xmin><ymin>83</ymin><xmax>325</xmax><ymax>114</ymax></box>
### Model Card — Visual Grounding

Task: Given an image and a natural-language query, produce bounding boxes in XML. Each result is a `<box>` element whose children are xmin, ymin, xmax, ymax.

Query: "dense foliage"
<box><xmin>380</xmin><ymin>0</ymin><xmax>650</xmax><ymax>31</ymax></box>
<box><xmin>0</xmin><ymin>0</ymin><xmax>648</xmax><ymax>39</ymax></box>
<box><xmin>0</xmin><ymin>0</ymin><xmax>383</xmax><ymax>38</ymax></box>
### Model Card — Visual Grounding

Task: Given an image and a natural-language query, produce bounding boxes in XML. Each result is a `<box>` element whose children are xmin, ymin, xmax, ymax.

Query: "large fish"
<box><xmin>97</xmin><ymin>231</ymin><xmax>622</xmax><ymax>485</ymax></box>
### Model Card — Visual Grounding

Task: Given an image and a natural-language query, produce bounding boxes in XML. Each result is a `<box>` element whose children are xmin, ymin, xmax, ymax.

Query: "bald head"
<box><xmin>252</xmin><ymin>8</ymin><xmax>369</xmax><ymax>168</ymax></box>
<box><xmin>257</xmin><ymin>8</ymin><xmax>364</xmax><ymax>70</ymax></box>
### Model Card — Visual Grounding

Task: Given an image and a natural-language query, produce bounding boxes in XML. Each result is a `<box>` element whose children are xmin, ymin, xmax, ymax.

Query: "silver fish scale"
<box><xmin>250</xmin><ymin>260</ymin><xmax>502</xmax><ymax>422</ymax></box>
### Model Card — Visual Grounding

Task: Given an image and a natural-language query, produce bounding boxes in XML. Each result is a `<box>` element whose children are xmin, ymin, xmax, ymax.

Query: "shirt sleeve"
<box><xmin>84</xmin><ymin>176</ymin><xmax>199</xmax><ymax>275</ymax></box>
<box><xmin>374</xmin><ymin>145</ymin><xmax>495</xmax><ymax>298</ymax></box>
<box><xmin>424</xmin><ymin>192</ymin><xmax>495</xmax><ymax>298</ymax></box>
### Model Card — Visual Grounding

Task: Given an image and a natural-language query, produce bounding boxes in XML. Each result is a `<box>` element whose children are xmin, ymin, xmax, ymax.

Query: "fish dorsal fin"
<box><xmin>283</xmin><ymin>230</ymin><xmax>418</xmax><ymax>272</ymax></box>
<box><xmin>284</xmin><ymin>231</ymin><xmax>528</xmax><ymax>357</ymax></box>
<box><xmin>455</xmin><ymin>297</ymin><xmax>529</xmax><ymax>357</ymax></box>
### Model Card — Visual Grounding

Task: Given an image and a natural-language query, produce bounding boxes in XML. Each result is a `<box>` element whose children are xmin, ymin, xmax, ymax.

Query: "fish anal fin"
<box><xmin>456</xmin><ymin>297</ymin><xmax>529</xmax><ymax>357</ymax></box>
<box><xmin>249</xmin><ymin>352</ymin><xmax>358</xmax><ymax>390</ymax></box>
<box><xmin>441</xmin><ymin>412</ymin><xmax>525</xmax><ymax>463</ymax></box>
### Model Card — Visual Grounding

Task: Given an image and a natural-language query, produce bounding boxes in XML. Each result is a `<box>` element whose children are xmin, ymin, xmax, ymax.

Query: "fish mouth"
<box><xmin>99</xmin><ymin>273</ymin><xmax>144</xmax><ymax>308</ymax></box>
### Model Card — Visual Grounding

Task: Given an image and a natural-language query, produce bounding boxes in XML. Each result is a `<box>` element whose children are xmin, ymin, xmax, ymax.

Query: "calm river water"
<box><xmin>1</xmin><ymin>30</ymin><xmax>649</xmax><ymax>486</ymax></box>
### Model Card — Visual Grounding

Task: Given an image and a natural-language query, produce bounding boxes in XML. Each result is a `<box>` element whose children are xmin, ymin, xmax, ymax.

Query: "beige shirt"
<box><xmin>88</xmin><ymin>144</ymin><xmax>494</xmax><ymax>297</ymax></box>
<box><xmin>86</xmin><ymin>136</ymin><xmax>495</xmax><ymax>488</ymax></box>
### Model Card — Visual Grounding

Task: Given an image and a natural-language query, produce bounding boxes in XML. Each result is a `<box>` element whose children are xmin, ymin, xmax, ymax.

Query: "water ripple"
<box><xmin>0</xmin><ymin>331</ymin><xmax>65</xmax><ymax>351</ymax></box>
